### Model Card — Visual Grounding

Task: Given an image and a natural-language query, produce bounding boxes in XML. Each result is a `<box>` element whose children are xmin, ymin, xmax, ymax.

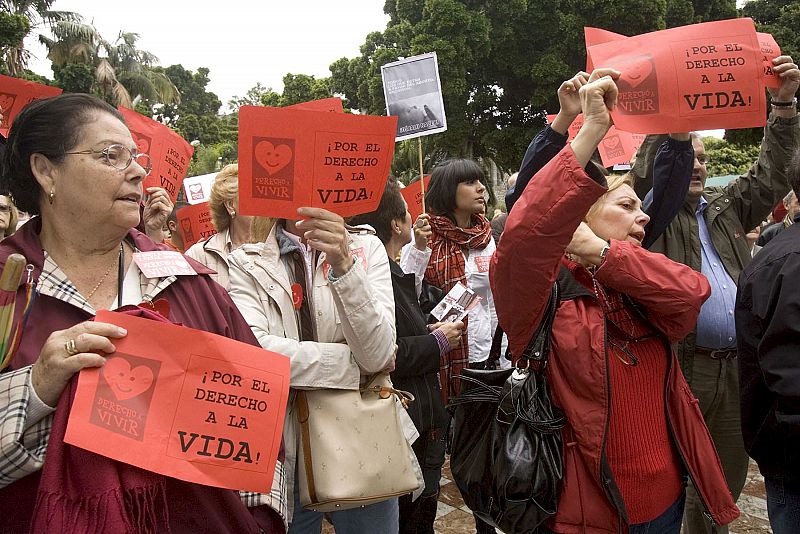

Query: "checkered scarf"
<box><xmin>425</xmin><ymin>214</ymin><xmax>492</xmax><ymax>403</ymax></box>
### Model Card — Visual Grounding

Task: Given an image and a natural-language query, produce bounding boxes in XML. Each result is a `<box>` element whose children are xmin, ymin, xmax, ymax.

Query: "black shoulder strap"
<box><xmin>489</xmin><ymin>282</ymin><xmax>560</xmax><ymax>366</ymax></box>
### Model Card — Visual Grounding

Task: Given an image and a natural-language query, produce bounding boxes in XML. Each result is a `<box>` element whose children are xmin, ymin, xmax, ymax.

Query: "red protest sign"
<box><xmin>287</xmin><ymin>97</ymin><xmax>344</xmax><ymax>113</ymax></box>
<box><xmin>584</xmin><ymin>27</ymin><xmax>626</xmax><ymax>72</ymax></box>
<box><xmin>176</xmin><ymin>202</ymin><xmax>218</xmax><ymax>249</ymax></box>
<box><xmin>238</xmin><ymin>106</ymin><xmax>397</xmax><ymax>219</ymax></box>
<box><xmin>401</xmin><ymin>175</ymin><xmax>431</xmax><ymax>222</ymax></box>
<box><xmin>119</xmin><ymin>107</ymin><xmax>194</xmax><ymax>203</ymax></box>
<box><xmin>586</xmin><ymin>18</ymin><xmax>767</xmax><ymax>133</ymax></box>
<box><xmin>546</xmin><ymin>114</ymin><xmax>645</xmax><ymax>168</ymax></box>
<box><xmin>757</xmin><ymin>32</ymin><xmax>781</xmax><ymax>89</ymax></box>
<box><xmin>65</xmin><ymin>310</ymin><xmax>291</xmax><ymax>493</ymax></box>
<box><xmin>0</xmin><ymin>75</ymin><xmax>62</xmax><ymax>136</ymax></box>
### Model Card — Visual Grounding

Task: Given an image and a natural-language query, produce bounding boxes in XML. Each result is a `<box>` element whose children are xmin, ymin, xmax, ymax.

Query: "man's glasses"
<box><xmin>64</xmin><ymin>144</ymin><xmax>153</xmax><ymax>175</ymax></box>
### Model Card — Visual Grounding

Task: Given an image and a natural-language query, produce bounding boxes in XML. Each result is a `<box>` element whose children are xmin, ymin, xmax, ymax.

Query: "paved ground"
<box><xmin>322</xmin><ymin>458</ymin><xmax>771</xmax><ymax>533</ymax></box>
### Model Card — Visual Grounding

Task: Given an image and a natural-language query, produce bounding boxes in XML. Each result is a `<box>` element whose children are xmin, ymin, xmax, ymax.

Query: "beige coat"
<box><xmin>184</xmin><ymin>229</ymin><xmax>233</xmax><ymax>290</ymax></box>
<box><xmin>228</xmin><ymin>223</ymin><xmax>397</xmax><ymax>519</ymax></box>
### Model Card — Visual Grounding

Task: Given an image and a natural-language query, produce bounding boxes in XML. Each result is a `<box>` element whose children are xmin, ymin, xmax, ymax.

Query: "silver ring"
<box><xmin>65</xmin><ymin>339</ymin><xmax>79</xmax><ymax>356</ymax></box>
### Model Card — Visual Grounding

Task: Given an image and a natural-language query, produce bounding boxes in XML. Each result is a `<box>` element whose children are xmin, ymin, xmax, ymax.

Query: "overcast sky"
<box><xmin>26</xmin><ymin>1</ymin><xmax>390</xmax><ymax>111</ymax></box>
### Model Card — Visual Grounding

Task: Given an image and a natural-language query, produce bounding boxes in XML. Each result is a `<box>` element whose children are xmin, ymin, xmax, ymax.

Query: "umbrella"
<box><xmin>0</xmin><ymin>253</ymin><xmax>32</xmax><ymax>370</ymax></box>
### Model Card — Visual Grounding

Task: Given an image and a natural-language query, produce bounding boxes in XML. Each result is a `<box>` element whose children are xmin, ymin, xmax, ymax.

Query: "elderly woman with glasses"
<box><xmin>490</xmin><ymin>70</ymin><xmax>739</xmax><ymax>533</ymax></box>
<box><xmin>0</xmin><ymin>94</ymin><xmax>285</xmax><ymax>533</ymax></box>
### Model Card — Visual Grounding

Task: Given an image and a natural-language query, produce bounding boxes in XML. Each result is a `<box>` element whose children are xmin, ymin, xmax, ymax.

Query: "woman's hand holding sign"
<box><xmin>296</xmin><ymin>207</ymin><xmax>354</xmax><ymax>278</ymax></box>
<box><xmin>32</xmin><ymin>322</ymin><xmax>128</xmax><ymax>407</ymax></box>
<box><xmin>552</xmin><ymin>71</ymin><xmax>590</xmax><ymax>135</ymax></box>
<box><xmin>571</xmin><ymin>68</ymin><xmax>621</xmax><ymax>167</ymax></box>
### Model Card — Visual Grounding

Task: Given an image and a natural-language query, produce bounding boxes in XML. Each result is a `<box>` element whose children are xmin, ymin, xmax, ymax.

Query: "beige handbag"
<box><xmin>296</xmin><ymin>373</ymin><xmax>422</xmax><ymax>511</ymax></box>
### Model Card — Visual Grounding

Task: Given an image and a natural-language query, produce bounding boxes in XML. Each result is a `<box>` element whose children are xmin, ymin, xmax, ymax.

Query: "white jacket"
<box><xmin>228</xmin><ymin>223</ymin><xmax>397</xmax><ymax>519</ymax></box>
<box><xmin>184</xmin><ymin>229</ymin><xmax>233</xmax><ymax>290</ymax></box>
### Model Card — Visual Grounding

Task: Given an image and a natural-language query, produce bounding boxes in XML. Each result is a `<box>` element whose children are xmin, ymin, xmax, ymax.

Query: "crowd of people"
<box><xmin>0</xmin><ymin>49</ymin><xmax>798</xmax><ymax>534</ymax></box>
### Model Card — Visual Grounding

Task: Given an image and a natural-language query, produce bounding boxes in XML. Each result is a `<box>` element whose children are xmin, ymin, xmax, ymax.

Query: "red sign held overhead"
<box><xmin>586</xmin><ymin>18</ymin><xmax>768</xmax><ymax>133</ymax></box>
<box><xmin>119</xmin><ymin>107</ymin><xmax>194</xmax><ymax>203</ymax></box>
<box><xmin>287</xmin><ymin>97</ymin><xmax>344</xmax><ymax>113</ymax></box>
<box><xmin>238</xmin><ymin>105</ymin><xmax>397</xmax><ymax>219</ymax></box>
<box><xmin>176</xmin><ymin>202</ymin><xmax>218</xmax><ymax>249</ymax></box>
<box><xmin>65</xmin><ymin>310</ymin><xmax>291</xmax><ymax>493</ymax></box>
<box><xmin>0</xmin><ymin>75</ymin><xmax>62</xmax><ymax>137</ymax></box>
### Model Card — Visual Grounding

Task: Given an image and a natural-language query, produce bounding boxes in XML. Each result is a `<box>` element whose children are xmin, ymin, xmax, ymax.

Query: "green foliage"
<box><xmin>52</xmin><ymin>62</ymin><xmax>93</xmax><ymax>92</ymax></box>
<box><xmin>328</xmin><ymin>0</ymin><xmax>735</xmax><ymax>179</ymax></box>
<box><xmin>0</xmin><ymin>12</ymin><xmax>29</xmax><ymax>49</ymax></box>
<box><xmin>718</xmin><ymin>0</ymin><xmax>800</xmax><ymax>146</ymax></box>
<box><xmin>703</xmin><ymin>136</ymin><xmax>761</xmax><ymax>177</ymax></box>
<box><xmin>187</xmin><ymin>142</ymin><xmax>234</xmax><ymax>177</ymax></box>
<box><xmin>157</xmin><ymin>65</ymin><xmax>221</xmax><ymax>120</ymax></box>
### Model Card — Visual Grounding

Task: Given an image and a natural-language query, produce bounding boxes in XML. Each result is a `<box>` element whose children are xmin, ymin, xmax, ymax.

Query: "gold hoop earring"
<box><xmin>48</xmin><ymin>189</ymin><xmax>55</xmax><ymax>205</ymax></box>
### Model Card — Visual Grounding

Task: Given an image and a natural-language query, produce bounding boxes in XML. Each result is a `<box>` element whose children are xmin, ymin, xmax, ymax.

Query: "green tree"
<box><xmin>704</xmin><ymin>136</ymin><xmax>761</xmax><ymax>177</ymax></box>
<box><xmin>0</xmin><ymin>0</ymin><xmax>79</xmax><ymax>76</ymax></box>
<box><xmin>725</xmin><ymin>0</ymin><xmax>800</xmax><ymax>145</ymax></box>
<box><xmin>328</xmin><ymin>0</ymin><xmax>735</xmax><ymax>178</ymax></box>
<box><xmin>41</xmin><ymin>20</ymin><xmax>179</xmax><ymax>107</ymax></box>
<box><xmin>228</xmin><ymin>82</ymin><xmax>281</xmax><ymax>111</ymax></box>
<box><xmin>157</xmin><ymin>65</ymin><xmax>221</xmax><ymax>120</ymax></box>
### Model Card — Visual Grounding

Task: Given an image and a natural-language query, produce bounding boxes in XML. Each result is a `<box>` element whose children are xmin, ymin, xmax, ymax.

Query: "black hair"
<box><xmin>424</xmin><ymin>158</ymin><xmax>485</xmax><ymax>219</ymax></box>
<box><xmin>789</xmin><ymin>149</ymin><xmax>800</xmax><ymax>200</ymax></box>
<box><xmin>348</xmin><ymin>176</ymin><xmax>406</xmax><ymax>245</ymax></box>
<box><xmin>0</xmin><ymin>93</ymin><xmax>124</xmax><ymax>214</ymax></box>
<box><xmin>168</xmin><ymin>200</ymin><xmax>190</xmax><ymax>224</ymax></box>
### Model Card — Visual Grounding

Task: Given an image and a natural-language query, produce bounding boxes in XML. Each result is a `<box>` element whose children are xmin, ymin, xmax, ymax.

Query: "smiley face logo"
<box><xmin>254</xmin><ymin>140</ymin><xmax>293</xmax><ymax>176</ymax></box>
<box><xmin>103</xmin><ymin>356</ymin><xmax>155</xmax><ymax>401</ymax></box>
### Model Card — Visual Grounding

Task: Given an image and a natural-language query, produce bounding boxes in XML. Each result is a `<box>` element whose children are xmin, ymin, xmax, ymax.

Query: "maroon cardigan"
<box><xmin>0</xmin><ymin>218</ymin><xmax>278</xmax><ymax>533</ymax></box>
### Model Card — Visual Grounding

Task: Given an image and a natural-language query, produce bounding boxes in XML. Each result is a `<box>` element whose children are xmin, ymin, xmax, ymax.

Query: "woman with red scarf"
<box><xmin>423</xmin><ymin>160</ymin><xmax>498</xmax><ymax>534</ymax></box>
<box><xmin>423</xmin><ymin>160</ymin><xmax>497</xmax><ymax>400</ymax></box>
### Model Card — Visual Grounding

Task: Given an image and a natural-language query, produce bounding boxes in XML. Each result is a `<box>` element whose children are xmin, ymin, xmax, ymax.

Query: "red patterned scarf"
<box><xmin>425</xmin><ymin>214</ymin><xmax>492</xmax><ymax>403</ymax></box>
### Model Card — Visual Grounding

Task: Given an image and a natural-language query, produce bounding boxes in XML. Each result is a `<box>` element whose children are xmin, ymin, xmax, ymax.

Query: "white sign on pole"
<box><xmin>381</xmin><ymin>52</ymin><xmax>447</xmax><ymax>141</ymax></box>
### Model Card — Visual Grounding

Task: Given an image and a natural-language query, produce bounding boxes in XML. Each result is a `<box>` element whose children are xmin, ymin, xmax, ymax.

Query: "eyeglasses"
<box><xmin>64</xmin><ymin>144</ymin><xmax>153</xmax><ymax>175</ymax></box>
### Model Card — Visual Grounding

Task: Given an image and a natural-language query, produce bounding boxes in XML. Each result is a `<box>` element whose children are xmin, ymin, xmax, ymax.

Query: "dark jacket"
<box><xmin>648</xmin><ymin>114</ymin><xmax>798</xmax><ymax>382</ymax></box>
<box><xmin>0</xmin><ymin>217</ymin><xmax>274</xmax><ymax>534</ymax></box>
<box><xmin>389</xmin><ymin>260</ymin><xmax>448</xmax><ymax>431</ymax></box>
<box><xmin>736</xmin><ymin>222</ymin><xmax>800</xmax><ymax>481</ymax></box>
<box><xmin>491</xmin><ymin>147</ymin><xmax>739</xmax><ymax>532</ymax></box>
<box><xmin>757</xmin><ymin>213</ymin><xmax>799</xmax><ymax>247</ymax></box>
<box><xmin>507</xmin><ymin>126</ymin><xmax>693</xmax><ymax>249</ymax></box>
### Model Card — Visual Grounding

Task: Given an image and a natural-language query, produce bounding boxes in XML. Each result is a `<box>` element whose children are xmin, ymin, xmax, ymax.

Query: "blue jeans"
<box><xmin>287</xmin><ymin>473</ymin><xmax>399</xmax><ymax>534</ymax></box>
<box><xmin>765</xmin><ymin>476</ymin><xmax>800</xmax><ymax>534</ymax></box>
<box><xmin>628</xmin><ymin>493</ymin><xmax>685</xmax><ymax>534</ymax></box>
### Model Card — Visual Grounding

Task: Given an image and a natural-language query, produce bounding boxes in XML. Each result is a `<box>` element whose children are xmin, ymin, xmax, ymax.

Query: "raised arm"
<box><xmin>492</xmin><ymin>70</ymin><xmax>619</xmax><ymax>357</ymax></box>
<box><xmin>641</xmin><ymin>134</ymin><xmax>693</xmax><ymax>248</ymax></box>
<box><xmin>728</xmin><ymin>56</ymin><xmax>799</xmax><ymax>232</ymax></box>
<box><xmin>507</xmin><ymin>72</ymin><xmax>589</xmax><ymax>212</ymax></box>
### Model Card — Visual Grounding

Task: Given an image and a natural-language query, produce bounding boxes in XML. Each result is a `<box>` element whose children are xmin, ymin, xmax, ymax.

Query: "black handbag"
<box><xmin>448</xmin><ymin>283</ymin><xmax>564</xmax><ymax>533</ymax></box>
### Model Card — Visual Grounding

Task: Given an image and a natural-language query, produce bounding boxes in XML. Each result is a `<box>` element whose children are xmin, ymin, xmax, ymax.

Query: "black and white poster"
<box><xmin>381</xmin><ymin>52</ymin><xmax>447</xmax><ymax>141</ymax></box>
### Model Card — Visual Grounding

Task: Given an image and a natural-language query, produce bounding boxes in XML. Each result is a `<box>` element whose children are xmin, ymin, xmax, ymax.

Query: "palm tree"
<box><xmin>0</xmin><ymin>0</ymin><xmax>79</xmax><ymax>76</ymax></box>
<box><xmin>40</xmin><ymin>20</ymin><xmax>180</xmax><ymax>108</ymax></box>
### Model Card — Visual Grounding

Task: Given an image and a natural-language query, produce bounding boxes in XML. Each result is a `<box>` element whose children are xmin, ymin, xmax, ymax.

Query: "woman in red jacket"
<box><xmin>490</xmin><ymin>71</ymin><xmax>739</xmax><ymax>532</ymax></box>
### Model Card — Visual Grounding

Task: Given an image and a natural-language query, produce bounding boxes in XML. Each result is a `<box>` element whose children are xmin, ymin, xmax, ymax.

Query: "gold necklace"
<box><xmin>86</xmin><ymin>243</ymin><xmax>124</xmax><ymax>300</ymax></box>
